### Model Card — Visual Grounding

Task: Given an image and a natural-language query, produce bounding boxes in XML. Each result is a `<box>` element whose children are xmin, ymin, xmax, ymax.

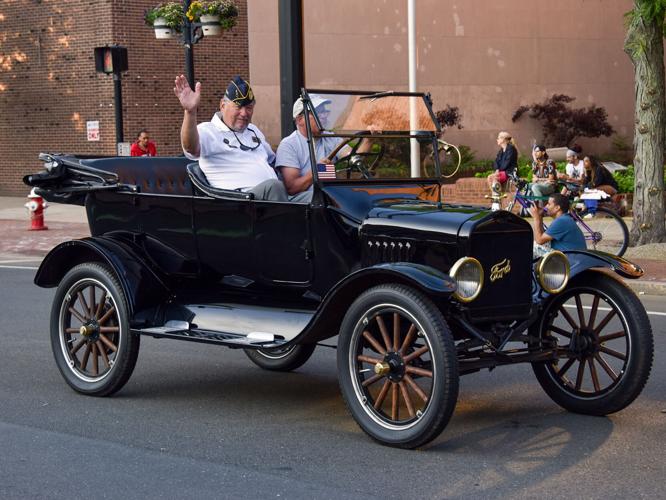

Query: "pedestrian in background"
<box><xmin>130</xmin><ymin>129</ymin><xmax>157</xmax><ymax>157</ymax></box>
<box><xmin>487</xmin><ymin>130</ymin><xmax>518</xmax><ymax>189</ymax></box>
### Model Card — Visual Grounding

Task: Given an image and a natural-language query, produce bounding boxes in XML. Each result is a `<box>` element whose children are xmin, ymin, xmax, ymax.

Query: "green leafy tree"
<box><xmin>624</xmin><ymin>0</ymin><xmax>666</xmax><ymax>244</ymax></box>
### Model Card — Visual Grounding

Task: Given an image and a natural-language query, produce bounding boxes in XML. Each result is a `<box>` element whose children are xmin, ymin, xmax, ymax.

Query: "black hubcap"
<box><xmin>569</xmin><ymin>328</ymin><xmax>598</xmax><ymax>358</ymax></box>
<box><xmin>384</xmin><ymin>351</ymin><xmax>406</xmax><ymax>382</ymax></box>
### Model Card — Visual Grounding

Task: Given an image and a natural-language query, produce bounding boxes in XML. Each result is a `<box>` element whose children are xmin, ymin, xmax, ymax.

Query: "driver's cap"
<box><xmin>293</xmin><ymin>95</ymin><xmax>331</xmax><ymax>118</ymax></box>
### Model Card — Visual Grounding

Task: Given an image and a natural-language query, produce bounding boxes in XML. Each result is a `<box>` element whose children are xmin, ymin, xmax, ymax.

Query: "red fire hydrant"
<box><xmin>25</xmin><ymin>188</ymin><xmax>48</xmax><ymax>231</ymax></box>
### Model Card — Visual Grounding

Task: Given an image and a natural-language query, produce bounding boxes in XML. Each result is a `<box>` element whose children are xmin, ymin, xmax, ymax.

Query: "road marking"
<box><xmin>0</xmin><ymin>264</ymin><xmax>39</xmax><ymax>270</ymax></box>
<box><xmin>0</xmin><ymin>259</ymin><xmax>41</xmax><ymax>264</ymax></box>
<box><xmin>564</xmin><ymin>304</ymin><xmax>666</xmax><ymax>317</ymax></box>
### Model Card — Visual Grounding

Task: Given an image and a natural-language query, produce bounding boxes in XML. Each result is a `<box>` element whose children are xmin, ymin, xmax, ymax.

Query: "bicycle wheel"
<box><xmin>576</xmin><ymin>206</ymin><xmax>629</xmax><ymax>257</ymax></box>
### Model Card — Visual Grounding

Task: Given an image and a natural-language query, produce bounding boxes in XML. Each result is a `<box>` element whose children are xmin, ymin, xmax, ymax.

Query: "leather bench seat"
<box><xmin>79</xmin><ymin>157</ymin><xmax>193</xmax><ymax>195</ymax></box>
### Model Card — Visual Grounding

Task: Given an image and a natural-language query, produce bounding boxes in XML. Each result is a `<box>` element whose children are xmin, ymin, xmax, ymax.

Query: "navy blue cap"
<box><xmin>225</xmin><ymin>76</ymin><xmax>254</xmax><ymax>106</ymax></box>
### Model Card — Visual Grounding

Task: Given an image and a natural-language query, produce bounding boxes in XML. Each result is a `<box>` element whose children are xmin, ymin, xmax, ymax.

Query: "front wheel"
<box><xmin>243</xmin><ymin>344</ymin><xmax>316</xmax><ymax>371</ymax></box>
<box><xmin>577</xmin><ymin>206</ymin><xmax>629</xmax><ymax>256</ymax></box>
<box><xmin>50</xmin><ymin>263</ymin><xmax>140</xmax><ymax>396</ymax></box>
<box><xmin>337</xmin><ymin>284</ymin><xmax>458</xmax><ymax>449</ymax></box>
<box><xmin>531</xmin><ymin>271</ymin><xmax>653</xmax><ymax>415</ymax></box>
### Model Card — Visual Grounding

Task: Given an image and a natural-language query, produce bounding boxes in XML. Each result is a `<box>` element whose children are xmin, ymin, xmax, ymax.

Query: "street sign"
<box><xmin>86</xmin><ymin>121</ymin><xmax>100</xmax><ymax>141</ymax></box>
<box><xmin>117</xmin><ymin>142</ymin><xmax>131</xmax><ymax>156</ymax></box>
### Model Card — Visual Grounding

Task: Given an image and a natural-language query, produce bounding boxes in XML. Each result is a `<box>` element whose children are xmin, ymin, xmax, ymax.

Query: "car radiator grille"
<box><xmin>467</xmin><ymin>224</ymin><xmax>533</xmax><ymax>321</ymax></box>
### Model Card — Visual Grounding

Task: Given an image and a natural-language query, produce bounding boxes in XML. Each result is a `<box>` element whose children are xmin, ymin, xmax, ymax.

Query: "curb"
<box><xmin>624</xmin><ymin>279</ymin><xmax>666</xmax><ymax>296</ymax></box>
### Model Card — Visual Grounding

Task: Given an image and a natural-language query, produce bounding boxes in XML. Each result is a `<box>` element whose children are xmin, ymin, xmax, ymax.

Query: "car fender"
<box><xmin>294</xmin><ymin>262</ymin><xmax>456</xmax><ymax>344</ymax></box>
<box><xmin>564</xmin><ymin>250</ymin><xmax>644</xmax><ymax>280</ymax></box>
<box><xmin>34</xmin><ymin>237</ymin><xmax>170</xmax><ymax>317</ymax></box>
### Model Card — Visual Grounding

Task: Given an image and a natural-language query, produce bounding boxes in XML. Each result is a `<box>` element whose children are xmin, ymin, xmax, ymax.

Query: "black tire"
<box><xmin>577</xmin><ymin>206</ymin><xmax>629</xmax><ymax>257</ymax></box>
<box><xmin>531</xmin><ymin>271</ymin><xmax>653</xmax><ymax>415</ymax></box>
<box><xmin>50</xmin><ymin>262</ymin><xmax>140</xmax><ymax>396</ymax></box>
<box><xmin>337</xmin><ymin>284</ymin><xmax>458</xmax><ymax>449</ymax></box>
<box><xmin>243</xmin><ymin>344</ymin><xmax>316</xmax><ymax>372</ymax></box>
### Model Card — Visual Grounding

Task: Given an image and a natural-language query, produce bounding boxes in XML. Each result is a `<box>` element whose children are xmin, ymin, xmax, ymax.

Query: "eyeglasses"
<box><xmin>224</xmin><ymin>127</ymin><xmax>262</xmax><ymax>151</ymax></box>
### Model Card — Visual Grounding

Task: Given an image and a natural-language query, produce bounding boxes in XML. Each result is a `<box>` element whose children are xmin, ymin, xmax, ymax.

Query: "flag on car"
<box><xmin>317</xmin><ymin>163</ymin><xmax>337</xmax><ymax>179</ymax></box>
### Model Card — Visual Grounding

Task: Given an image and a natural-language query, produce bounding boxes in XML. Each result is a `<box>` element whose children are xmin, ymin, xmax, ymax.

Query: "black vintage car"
<box><xmin>25</xmin><ymin>90</ymin><xmax>653</xmax><ymax>449</ymax></box>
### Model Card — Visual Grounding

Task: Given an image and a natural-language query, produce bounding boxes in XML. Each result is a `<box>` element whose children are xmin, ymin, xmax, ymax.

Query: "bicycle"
<box><xmin>498</xmin><ymin>174</ymin><xmax>629</xmax><ymax>257</ymax></box>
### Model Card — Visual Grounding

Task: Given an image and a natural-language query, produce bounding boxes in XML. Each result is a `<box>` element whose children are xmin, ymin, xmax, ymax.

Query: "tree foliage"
<box><xmin>434</xmin><ymin>105</ymin><xmax>463</xmax><ymax>132</ymax></box>
<box><xmin>511</xmin><ymin>94</ymin><xmax>614</xmax><ymax>147</ymax></box>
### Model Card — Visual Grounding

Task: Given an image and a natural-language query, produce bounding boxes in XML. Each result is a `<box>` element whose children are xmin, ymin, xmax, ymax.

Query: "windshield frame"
<box><xmin>299</xmin><ymin>89</ymin><xmax>443</xmax><ymax>185</ymax></box>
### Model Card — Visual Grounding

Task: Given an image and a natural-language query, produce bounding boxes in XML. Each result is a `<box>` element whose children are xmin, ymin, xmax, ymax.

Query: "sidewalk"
<box><xmin>2</xmin><ymin>196</ymin><xmax>666</xmax><ymax>294</ymax></box>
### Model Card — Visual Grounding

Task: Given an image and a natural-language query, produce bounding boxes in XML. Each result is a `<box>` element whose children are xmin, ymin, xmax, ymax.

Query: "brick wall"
<box><xmin>0</xmin><ymin>0</ymin><xmax>248</xmax><ymax>195</ymax></box>
<box><xmin>441</xmin><ymin>178</ymin><xmax>496</xmax><ymax>207</ymax></box>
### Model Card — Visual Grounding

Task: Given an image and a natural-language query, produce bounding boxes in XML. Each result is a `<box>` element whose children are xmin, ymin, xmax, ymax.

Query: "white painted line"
<box><xmin>0</xmin><ymin>259</ymin><xmax>41</xmax><ymax>264</ymax></box>
<box><xmin>0</xmin><ymin>265</ymin><xmax>39</xmax><ymax>270</ymax></box>
<box><xmin>564</xmin><ymin>304</ymin><xmax>666</xmax><ymax>317</ymax></box>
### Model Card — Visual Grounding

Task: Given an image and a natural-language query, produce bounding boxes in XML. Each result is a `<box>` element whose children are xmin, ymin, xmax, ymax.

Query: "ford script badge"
<box><xmin>490</xmin><ymin>258</ymin><xmax>511</xmax><ymax>282</ymax></box>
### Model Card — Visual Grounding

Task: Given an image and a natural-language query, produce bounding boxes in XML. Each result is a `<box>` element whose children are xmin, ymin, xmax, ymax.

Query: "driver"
<box><xmin>276</xmin><ymin>95</ymin><xmax>373</xmax><ymax>203</ymax></box>
<box><xmin>174</xmin><ymin>74</ymin><xmax>289</xmax><ymax>201</ymax></box>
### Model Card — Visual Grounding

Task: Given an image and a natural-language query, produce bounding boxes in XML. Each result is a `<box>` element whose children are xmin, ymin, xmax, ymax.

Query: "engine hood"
<box><xmin>362</xmin><ymin>200</ymin><xmax>489</xmax><ymax>238</ymax></box>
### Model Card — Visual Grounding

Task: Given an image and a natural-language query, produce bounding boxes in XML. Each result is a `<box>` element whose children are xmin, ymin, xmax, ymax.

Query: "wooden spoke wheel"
<box><xmin>338</xmin><ymin>284</ymin><xmax>458</xmax><ymax>449</ymax></box>
<box><xmin>244</xmin><ymin>344</ymin><xmax>316</xmax><ymax>372</ymax></box>
<box><xmin>532</xmin><ymin>272</ymin><xmax>653</xmax><ymax>415</ymax></box>
<box><xmin>51</xmin><ymin>263</ymin><xmax>139</xmax><ymax>396</ymax></box>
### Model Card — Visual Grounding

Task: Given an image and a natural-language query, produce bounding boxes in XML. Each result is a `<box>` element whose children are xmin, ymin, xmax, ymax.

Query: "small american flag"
<box><xmin>317</xmin><ymin>162</ymin><xmax>337</xmax><ymax>180</ymax></box>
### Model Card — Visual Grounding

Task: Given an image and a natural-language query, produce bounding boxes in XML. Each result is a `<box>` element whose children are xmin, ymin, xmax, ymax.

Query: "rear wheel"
<box><xmin>50</xmin><ymin>263</ymin><xmax>140</xmax><ymax>396</ymax></box>
<box><xmin>531</xmin><ymin>272</ymin><xmax>653</xmax><ymax>415</ymax></box>
<box><xmin>244</xmin><ymin>344</ymin><xmax>315</xmax><ymax>372</ymax></box>
<box><xmin>577</xmin><ymin>206</ymin><xmax>628</xmax><ymax>256</ymax></box>
<box><xmin>337</xmin><ymin>284</ymin><xmax>458</xmax><ymax>448</ymax></box>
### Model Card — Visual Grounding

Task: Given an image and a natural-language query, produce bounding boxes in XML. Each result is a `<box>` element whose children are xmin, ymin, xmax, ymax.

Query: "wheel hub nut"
<box><xmin>374</xmin><ymin>361</ymin><xmax>390</xmax><ymax>376</ymax></box>
<box><xmin>79</xmin><ymin>325</ymin><xmax>93</xmax><ymax>337</ymax></box>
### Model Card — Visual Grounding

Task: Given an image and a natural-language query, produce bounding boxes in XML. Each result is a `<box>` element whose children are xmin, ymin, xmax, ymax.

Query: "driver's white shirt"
<box><xmin>184</xmin><ymin>112</ymin><xmax>277</xmax><ymax>191</ymax></box>
<box><xmin>275</xmin><ymin>130</ymin><xmax>342</xmax><ymax>195</ymax></box>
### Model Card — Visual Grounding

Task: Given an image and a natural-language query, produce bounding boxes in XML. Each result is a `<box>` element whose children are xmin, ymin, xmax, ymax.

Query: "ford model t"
<box><xmin>25</xmin><ymin>90</ymin><xmax>653</xmax><ymax>448</ymax></box>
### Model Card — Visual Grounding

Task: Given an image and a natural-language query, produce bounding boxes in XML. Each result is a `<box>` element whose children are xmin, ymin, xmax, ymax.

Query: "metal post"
<box><xmin>113</xmin><ymin>73</ymin><xmax>124</xmax><ymax>143</ymax></box>
<box><xmin>278</xmin><ymin>0</ymin><xmax>304</xmax><ymax>138</ymax></box>
<box><xmin>408</xmin><ymin>0</ymin><xmax>419</xmax><ymax>178</ymax></box>
<box><xmin>183</xmin><ymin>0</ymin><xmax>196</xmax><ymax>89</ymax></box>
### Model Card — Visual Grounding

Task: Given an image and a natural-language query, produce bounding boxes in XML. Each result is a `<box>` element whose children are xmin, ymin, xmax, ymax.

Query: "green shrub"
<box><xmin>613</xmin><ymin>166</ymin><xmax>634</xmax><ymax>193</ymax></box>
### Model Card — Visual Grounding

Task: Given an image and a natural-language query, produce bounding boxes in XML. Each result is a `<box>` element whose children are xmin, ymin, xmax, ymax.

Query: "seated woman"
<box><xmin>529</xmin><ymin>145</ymin><xmax>558</xmax><ymax>203</ymax></box>
<box><xmin>584</xmin><ymin>155</ymin><xmax>618</xmax><ymax>196</ymax></box>
<box><xmin>487</xmin><ymin>131</ymin><xmax>518</xmax><ymax>191</ymax></box>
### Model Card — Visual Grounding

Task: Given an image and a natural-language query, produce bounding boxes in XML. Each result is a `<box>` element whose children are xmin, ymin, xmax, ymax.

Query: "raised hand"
<box><xmin>173</xmin><ymin>75</ymin><xmax>201</xmax><ymax>113</ymax></box>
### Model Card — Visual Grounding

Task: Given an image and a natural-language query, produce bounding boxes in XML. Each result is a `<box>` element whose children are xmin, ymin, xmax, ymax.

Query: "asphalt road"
<box><xmin>1</xmin><ymin>263</ymin><xmax>664</xmax><ymax>499</ymax></box>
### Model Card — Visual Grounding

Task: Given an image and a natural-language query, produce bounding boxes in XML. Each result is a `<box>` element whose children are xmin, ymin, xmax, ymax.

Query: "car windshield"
<box><xmin>305</xmin><ymin>91</ymin><xmax>439</xmax><ymax>133</ymax></box>
<box><xmin>302</xmin><ymin>91</ymin><xmax>447</xmax><ymax>180</ymax></box>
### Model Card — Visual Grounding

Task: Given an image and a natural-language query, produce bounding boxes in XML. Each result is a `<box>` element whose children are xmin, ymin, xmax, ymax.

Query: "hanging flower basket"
<box><xmin>200</xmin><ymin>14</ymin><xmax>222</xmax><ymax>36</ymax></box>
<box><xmin>145</xmin><ymin>3</ymin><xmax>185</xmax><ymax>39</ymax></box>
<box><xmin>186</xmin><ymin>1</ymin><xmax>238</xmax><ymax>36</ymax></box>
<box><xmin>153</xmin><ymin>17</ymin><xmax>176</xmax><ymax>39</ymax></box>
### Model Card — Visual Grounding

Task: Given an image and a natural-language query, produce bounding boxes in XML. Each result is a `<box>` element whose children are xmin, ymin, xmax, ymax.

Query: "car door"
<box><xmin>192</xmin><ymin>194</ymin><xmax>254</xmax><ymax>283</ymax></box>
<box><xmin>253</xmin><ymin>200</ymin><xmax>312</xmax><ymax>285</ymax></box>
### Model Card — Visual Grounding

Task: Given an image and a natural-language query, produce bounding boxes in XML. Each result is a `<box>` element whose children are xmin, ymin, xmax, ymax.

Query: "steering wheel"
<box><xmin>327</xmin><ymin>131</ymin><xmax>384</xmax><ymax>179</ymax></box>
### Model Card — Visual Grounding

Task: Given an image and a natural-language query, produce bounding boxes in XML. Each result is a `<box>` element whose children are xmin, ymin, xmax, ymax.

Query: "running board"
<box><xmin>134</xmin><ymin>321</ymin><xmax>286</xmax><ymax>349</ymax></box>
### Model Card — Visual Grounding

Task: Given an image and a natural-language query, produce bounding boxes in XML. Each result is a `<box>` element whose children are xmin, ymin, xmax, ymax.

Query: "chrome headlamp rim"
<box><xmin>450</xmin><ymin>256</ymin><xmax>484</xmax><ymax>303</ymax></box>
<box><xmin>536</xmin><ymin>250</ymin><xmax>570</xmax><ymax>294</ymax></box>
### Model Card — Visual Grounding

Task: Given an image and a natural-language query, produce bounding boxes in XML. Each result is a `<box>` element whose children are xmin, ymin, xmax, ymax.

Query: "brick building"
<box><xmin>0</xmin><ymin>0</ymin><xmax>248</xmax><ymax>195</ymax></box>
<box><xmin>1</xmin><ymin>0</ymin><xmax>651</xmax><ymax>196</ymax></box>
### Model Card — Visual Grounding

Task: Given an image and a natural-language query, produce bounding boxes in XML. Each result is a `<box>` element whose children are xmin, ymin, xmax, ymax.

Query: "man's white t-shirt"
<box><xmin>565</xmin><ymin>159</ymin><xmax>585</xmax><ymax>180</ymax></box>
<box><xmin>184</xmin><ymin>112</ymin><xmax>277</xmax><ymax>191</ymax></box>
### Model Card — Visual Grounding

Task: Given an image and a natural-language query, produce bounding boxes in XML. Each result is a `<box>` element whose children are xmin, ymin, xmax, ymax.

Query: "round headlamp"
<box><xmin>536</xmin><ymin>250</ymin><xmax>570</xmax><ymax>294</ymax></box>
<box><xmin>450</xmin><ymin>257</ymin><xmax>484</xmax><ymax>303</ymax></box>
